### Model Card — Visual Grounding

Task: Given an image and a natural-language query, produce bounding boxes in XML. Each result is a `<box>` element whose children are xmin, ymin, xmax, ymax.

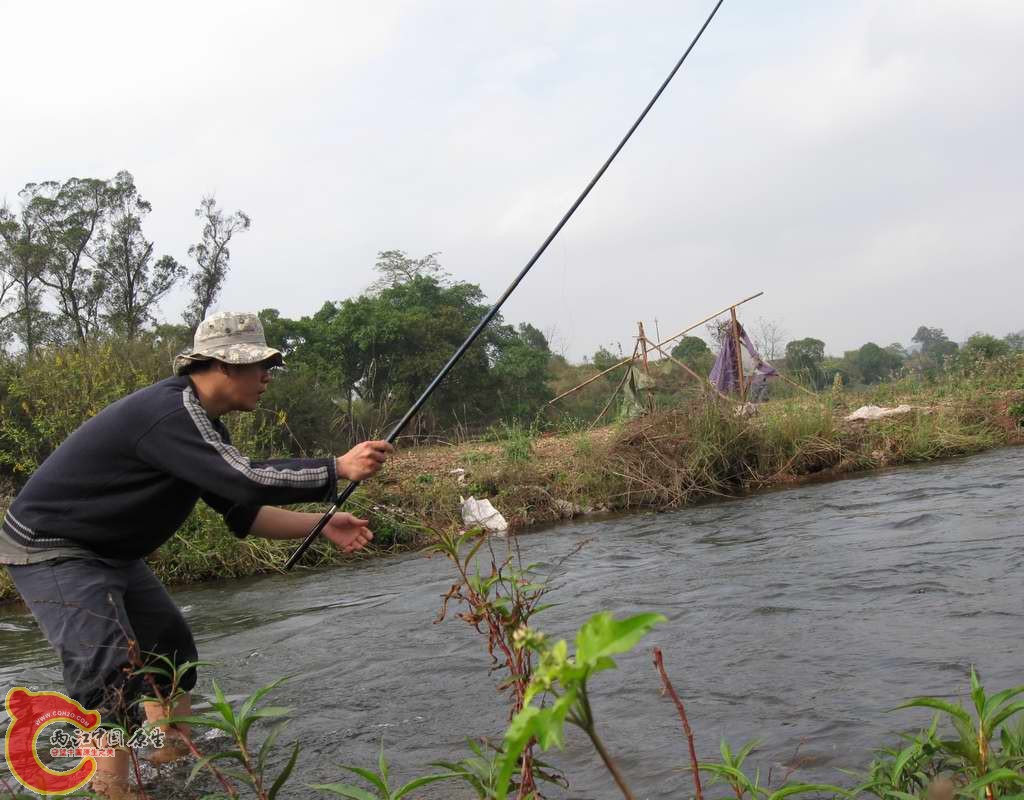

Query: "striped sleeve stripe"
<box><xmin>182</xmin><ymin>388</ymin><xmax>329</xmax><ymax>489</ymax></box>
<box><xmin>3</xmin><ymin>510</ymin><xmax>79</xmax><ymax>548</ymax></box>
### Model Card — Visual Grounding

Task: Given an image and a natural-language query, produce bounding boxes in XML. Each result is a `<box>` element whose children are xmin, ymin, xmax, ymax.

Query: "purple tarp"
<box><xmin>709</xmin><ymin>325</ymin><xmax>779</xmax><ymax>396</ymax></box>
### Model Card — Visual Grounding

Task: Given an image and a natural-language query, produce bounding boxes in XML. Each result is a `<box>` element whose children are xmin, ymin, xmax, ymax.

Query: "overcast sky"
<box><xmin>2</xmin><ymin>1</ymin><xmax>1021</xmax><ymax>359</ymax></box>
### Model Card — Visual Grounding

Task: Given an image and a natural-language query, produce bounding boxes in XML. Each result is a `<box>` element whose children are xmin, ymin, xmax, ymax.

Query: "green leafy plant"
<box><xmin>430</xmin><ymin>739</ymin><xmax>566</xmax><ymax>799</ymax></box>
<box><xmin>495</xmin><ymin>611</ymin><xmax>666</xmax><ymax>800</ymax></box>
<box><xmin>168</xmin><ymin>677</ymin><xmax>298</xmax><ymax>800</ymax></box>
<box><xmin>312</xmin><ymin>740</ymin><xmax>458</xmax><ymax>799</ymax></box>
<box><xmin>698</xmin><ymin>738</ymin><xmax>846</xmax><ymax>800</ymax></box>
<box><xmin>894</xmin><ymin>667</ymin><xmax>1024</xmax><ymax>800</ymax></box>
<box><xmin>431</xmin><ymin>527</ymin><xmax>574</xmax><ymax>797</ymax></box>
<box><xmin>850</xmin><ymin>716</ymin><xmax>944</xmax><ymax>800</ymax></box>
<box><xmin>493</xmin><ymin>419</ymin><xmax>535</xmax><ymax>463</ymax></box>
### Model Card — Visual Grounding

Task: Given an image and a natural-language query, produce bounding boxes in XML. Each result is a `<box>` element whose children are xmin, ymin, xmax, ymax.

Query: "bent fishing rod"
<box><xmin>284</xmin><ymin>0</ymin><xmax>726</xmax><ymax>570</ymax></box>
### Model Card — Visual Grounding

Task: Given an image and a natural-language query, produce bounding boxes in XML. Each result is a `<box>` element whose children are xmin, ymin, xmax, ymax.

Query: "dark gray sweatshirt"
<box><xmin>0</xmin><ymin>376</ymin><xmax>336</xmax><ymax>563</ymax></box>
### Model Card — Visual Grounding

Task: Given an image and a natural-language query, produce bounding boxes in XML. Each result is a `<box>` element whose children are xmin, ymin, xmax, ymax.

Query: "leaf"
<box><xmin>187</xmin><ymin>750</ymin><xmax>246</xmax><ymax>785</ymax></box>
<box><xmin>377</xmin><ymin>738</ymin><xmax>390</xmax><ymax>786</ymax></box>
<box><xmin>959</xmin><ymin>769</ymin><xmax>1024</xmax><ymax>796</ymax></box>
<box><xmin>736</xmin><ymin>739</ymin><xmax>761</xmax><ymax>766</ymax></box>
<box><xmin>338</xmin><ymin>765</ymin><xmax>388</xmax><ymax>793</ymax></box>
<box><xmin>894</xmin><ymin>697</ymin><xmax>972</xmax><ymax>725</ymax></box>
<box><xmin>574</xmin><ymin>612</ymin><xmax>667</xmax><ymax>668</ymax></box>
<box><xmin>268</xmin><ymin>741</ymin><xmax>300</xmax><ymax>800</ymax></box>
<box><xmin>239</xmin><ymin>676</ymin><xmax>289</xmax><ymax>723</ymax></box>
<box><xmin>211</xmin><ymin>680</ymin><xmax>237</xmax><ymax>726</ymax></box>
<box><xmin>970</xmin><ymin>667</ymin><xmax>986</xmax><ymax>718</ymax></box>
<box><xmin>258</xmin><ymin>720</ymin><xmax>290</xmax><ymax>775</ymax></box>
<box><xmin>495</xmin><ymin>706</ymin><xmax>540</xmax><ymax>800</ymax></box>
<box><xmin>309</xmin><ymin>783</ymin><xmax>380</xmax><ymax>800</ymax></box>
<box><xmin>239</xmin><ymin>706</ymin><xmax>292</xmax><ymax>741</ymax></box>
<box><xmin>168</xmin><ymin>714</ymin><xmax>236</xmax><ymax>735</ymax></box>
<box><xmin>892</xmin><ymin>742</ymin><xmax>921</xmax><ymax>782</ymax></box>
<box><xmin>984</xmin><ymin>685</ymin><xmax>1024</xmax><ymax>719</ymax></box>
<box><xmin>766</xmin><ymin>783</ymin><xmax>850</xmax><ymax>800</ymax></box>
<box><xmin>393</xmin><ymin>773</ymin><xmax>463</xmax><ymax>799</ymax></box>
<box><xmin>988</xmin><ymin>700</ymin><xmax>1024</xmax><ymax>733</ymax></box>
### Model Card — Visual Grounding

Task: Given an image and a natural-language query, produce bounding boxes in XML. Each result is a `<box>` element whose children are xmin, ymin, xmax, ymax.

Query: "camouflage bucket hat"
<box><xmin>173</xmin><ymin>311</ymin><xmax>284</xmax><ymax>376</ymax></box>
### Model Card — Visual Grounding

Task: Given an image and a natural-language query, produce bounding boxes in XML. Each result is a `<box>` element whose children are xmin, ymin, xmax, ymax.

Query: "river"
<box><xmin>2</xmin><ymin>447</ymin><xmax>1022</xmax><ymax>798</ymax></box>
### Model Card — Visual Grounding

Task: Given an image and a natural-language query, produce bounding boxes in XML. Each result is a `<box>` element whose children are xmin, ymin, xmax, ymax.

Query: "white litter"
<box><xmin>448</xmin><ymin>468</ymin><xmax>466</xmax><ymax>485</ymax></box>
<box><xmin>460</xmin><ymin>496</ymin><xmax>508</xmax><ymax>534</ymax></box>
<box><xmin>844</xmin><ymin>404</ymin><xmax>913</xmax><ymax>421</ymax></box>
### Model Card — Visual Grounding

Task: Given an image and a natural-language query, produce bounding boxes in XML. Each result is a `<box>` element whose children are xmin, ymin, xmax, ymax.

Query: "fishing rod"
<box><xmin>285</xmin><ymin>0</ymin><xmax>726</xmax><ymax>570</ymax></box>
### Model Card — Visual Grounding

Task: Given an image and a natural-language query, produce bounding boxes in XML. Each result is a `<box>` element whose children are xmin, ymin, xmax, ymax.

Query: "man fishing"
<box><xmin>1</xmin><ymin>311</ymin><xmax>393</xmax><ymax>799</ymax></box>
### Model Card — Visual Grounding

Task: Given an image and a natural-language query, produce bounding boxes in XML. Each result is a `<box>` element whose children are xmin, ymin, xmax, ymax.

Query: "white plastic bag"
<box><xmin>460</xmin><ymin>496</ymin><xmax>508</xmax><ymax>534</ymax></box>
<box><xmin>844</xmin><ymin>404</ymin><xmax>913</xmax><ymax>421</ymax></box>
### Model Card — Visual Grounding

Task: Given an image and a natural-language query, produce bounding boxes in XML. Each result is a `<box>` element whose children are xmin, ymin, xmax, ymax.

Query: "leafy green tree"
<box><xmin>1004</xmin><ymin>330</ymin><xmax>1024</xmax><ymax>352</ymax></box>
<box><xmin>670</xmin><ymin>335</ymin><xmax>709</xmax><ymax>365</ymax></box>
<box><xmin>912</xmin><ymin>325</ymin><xmax>958</xmax><ymax>358</ymax></box>
<box><xmin>281</xmin><ymin>259</ymin><xmax>533</xmax><ymax>434</ymax></box>
<box><xmin>31</xmin><ymin>177</ymin><xmax>109</xmax><ymax>344</ymax></box>
<box><xmin>491</xmin><ymin>323</ymin><xmax>552</xmax><ymax>421</ymax></box>
<box><xmin>591</xmin><ymin>347</ymin><xmax>619</xmax><ymax>371</ymax></box>
<box><xmin>785</xmin><ymin>337</ymin><xmax>826</xmax><ymax>388</ymax></box>
<box><xmin>850</xmin><ymin>341</ymin><xmax>903</xmax><ymax>384</ymax></box>
<box><xmin>0</xmin><ymin>189</ymin><xmax>52</xmax><ymax>354</ymax></box>
<box><xmin>368</xmin><ymin>249</ymin><xmax>447</xmax><ymax>293</ymax></box>
<box><xmin>258</xmin><ymin>308</ymin><xmax>308</xmax><ymax>356</ymax></box>
<box><xmin>96</xmin><ymin>172</ymin><xmax>185</xmax><ymax>338</ymax></box>
<box><xmin>183</xmin><ymin>196</ymin><xmax>251</xmax><ymax>329</ymax></box>
<box><xmin>961</xmin><ymin>333</ymin><xmax>1011</xmax><ymax>361</ymax></box>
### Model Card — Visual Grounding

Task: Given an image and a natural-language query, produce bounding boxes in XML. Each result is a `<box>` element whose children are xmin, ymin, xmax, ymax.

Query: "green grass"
<box><xmin>2</xmin><ymin>356</ymin><xmax>1022</xmax><ymax>604</ymax></box>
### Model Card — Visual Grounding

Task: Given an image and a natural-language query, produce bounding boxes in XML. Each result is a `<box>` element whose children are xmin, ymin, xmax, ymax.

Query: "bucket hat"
<box><xmin>173</xmin><ymin>311</ymin><xmax>283</xmax><ymax>376</ymax></box>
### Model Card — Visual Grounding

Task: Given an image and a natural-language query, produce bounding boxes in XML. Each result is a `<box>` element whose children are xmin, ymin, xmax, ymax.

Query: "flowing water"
<box><xmin>1</xmin><ymin>447</ymin><xmax>1022</xmax><ymax>798</ymax></box>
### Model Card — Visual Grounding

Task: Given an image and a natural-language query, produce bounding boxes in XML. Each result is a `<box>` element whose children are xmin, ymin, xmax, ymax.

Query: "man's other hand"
<box><xmin>336</xmin><ymin>440</ymin><xmax>394</xmax><ymax>481</ymax></box>
<box><xmin>323</xmin><ymin>513</ymin><xmax>374</xmax><ymax>553</ymax></box>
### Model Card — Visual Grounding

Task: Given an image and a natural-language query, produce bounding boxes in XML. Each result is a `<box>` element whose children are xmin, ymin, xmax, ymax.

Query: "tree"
<box><xmin>911</xmin><ymin>326</ymin><xmax>958</xmax><ymax>358</ymax></box>
<box><xmin>0</xmin><ymin>189</ymin><xmax>52</xmax><ymax>354</ymax></box>
<box><xmin>281</xmin><ymin>270</ymin><xmax>501</xmax><ymax>433</ymax></box>
<box><xmin>670</xmin><ymin>336</ymin><xmax>710</xmax><ymax>366</ymax></box>
<box><xmin>1005</xmin><ymin>330</ymin><xmax>1024</xmax><ymax>352</ymax></box>
<box><xmin>491</xmin><ymin>323</ymin><xmax>552</xmax><ymax>420</ymax></box>
<box><xmin>591</xmin><ymin>347</ymin><xmax>620</xmax><ymax>371</ymax></box>
<box><xmin>183</xmin><ymin>196</ymin><xmax>251</xmax><ymax>329</ymax></box>
<box><xmin>96</xmin><ymin>172</ymin><xmax>185</xmax><ymax>338</ymax></box>
<box><xmin>752</xmin><ymin>317</ymin><xmax>787</xmax><ymax>361</ymax></box>
<box><xmin>32</xmin><ymin>177</ymin><xmax>109</xmax><ymax>345</ymax></box>
<box><xmin>850</xmin><ymin>341</ymin><xmax>903</xmax><ymax>384</ymax></box>
<box><xmin>961</xmin><ymin>333</ymin><xmax>1010</xmax><ymax>361</ymax></box>
<box><xmin>367</xmin><ymin>250</ymin><xmax>447</xmax><ymax>293</ymax></box>
<box><xmin>785</xmin><ymin>337</ymin><xmax>826</xmax><ymax>388</ymax></box>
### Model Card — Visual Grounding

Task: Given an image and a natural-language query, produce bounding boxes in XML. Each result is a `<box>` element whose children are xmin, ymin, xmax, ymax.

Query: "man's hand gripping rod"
<box><xmin>284</xmin><ymin>0</ymin><xmax>725</xmax><ymax>571</ymax></box>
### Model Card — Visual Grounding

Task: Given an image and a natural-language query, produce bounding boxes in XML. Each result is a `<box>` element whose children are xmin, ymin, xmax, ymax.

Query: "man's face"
<box><xmin>223</xmin><ymin>360</ymin><xmax>274</xmax><ymax>411</ymax></box>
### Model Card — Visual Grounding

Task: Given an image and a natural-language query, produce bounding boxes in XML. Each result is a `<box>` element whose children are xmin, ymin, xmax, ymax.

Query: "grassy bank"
<box><xmin>1</xmin><ymin>357</ymin><xmax>1022</xmax><ymax>604</ymax></box>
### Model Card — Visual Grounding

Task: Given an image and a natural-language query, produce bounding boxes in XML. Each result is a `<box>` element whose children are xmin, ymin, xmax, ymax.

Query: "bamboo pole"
<box><xmin>638</xmin><ymin>321</ymin><xmax>654</xmax><ymax>413</ymax></box>
<box><xmin>546</xmin><ymin>291</ymin><xmax>764</xmax><ymax>407</ymax></box>
<box><xmin>589</xmin><ymin>343</ymin><xmax>639</xmax><ymax>429</ymax></box>
<box><xmin>638</xmin><ymin>322</ymin><xmax>651</xmax><ymax>373</ymax></box>
<box><xmin>654</xmin><ymin>291</ymin><xmax>763</xmax><ymax>350</ymax></box>
<box><xmin>645</xmin><ymin>339</ymin><xmax>734</xmax><ymax>403</ymax></box>
<box><xmin>775</xmin><ymin>370</ymin><xmax>819</xmax><ymax>398</ymax></box>
<box><xmin>547</xmin><ymin>354</ymin><xmax>631</xmax><ymax>406</ymax></box>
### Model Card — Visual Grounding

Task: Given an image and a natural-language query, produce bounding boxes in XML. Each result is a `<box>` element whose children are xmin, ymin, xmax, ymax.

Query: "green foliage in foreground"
<box><xmin>130</xmin><ymin>606</ymin><xmax>1024</xmax><ymax>800</ymax></box>
<box><xmin>312</xmin><ymin>741</ymin><xmax>459</xmax><ymax>799</ymax></box>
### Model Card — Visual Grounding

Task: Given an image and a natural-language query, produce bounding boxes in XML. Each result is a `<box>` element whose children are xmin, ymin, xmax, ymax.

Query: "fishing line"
<box><xmin>285</xmin><ymin>0</ymin><xmax>727</xmax><ymax>570</ymax></box>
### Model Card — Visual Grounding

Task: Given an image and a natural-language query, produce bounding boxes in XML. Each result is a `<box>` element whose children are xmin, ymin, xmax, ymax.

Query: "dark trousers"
<box><xmin>8</xmin><ymin>557</ymin><xmax>197</xmax><ymax>725</ymax></box>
